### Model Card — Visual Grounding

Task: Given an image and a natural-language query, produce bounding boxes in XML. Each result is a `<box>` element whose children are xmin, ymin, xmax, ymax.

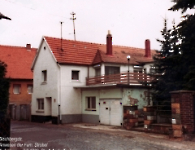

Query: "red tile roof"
<box><xmin>44</xmin><ymin>36</ymin><xmax>155</xmax><ymax>66</ymax></box>
<box><xmin>0</xmin><ymin>45</ymin><xmax>37</xmax><ymax>79</ymax></box>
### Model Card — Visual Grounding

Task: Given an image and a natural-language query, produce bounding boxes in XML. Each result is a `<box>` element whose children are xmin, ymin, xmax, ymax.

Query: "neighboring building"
<box><xmin>0</xmin><ymin>44</ymin><xmax>37</xmax><ymax>120</ymax></box>
<box><xmin>31</xmin><ymin>31</ymin><xmax>156</xmax><ymax>125</ymax></box>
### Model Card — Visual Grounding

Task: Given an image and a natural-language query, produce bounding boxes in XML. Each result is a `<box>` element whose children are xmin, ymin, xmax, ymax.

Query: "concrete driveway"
<box><xmin>9</xmin><ymin>120</ymin><xmax>195</xmax><ymax>150</ymax></box>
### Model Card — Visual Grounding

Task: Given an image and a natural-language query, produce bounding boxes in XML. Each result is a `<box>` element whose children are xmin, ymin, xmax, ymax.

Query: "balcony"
<box><xmin>86</xmin><ymin>72</ymin><xmax>153</xmax><ymax>86</ymax></box>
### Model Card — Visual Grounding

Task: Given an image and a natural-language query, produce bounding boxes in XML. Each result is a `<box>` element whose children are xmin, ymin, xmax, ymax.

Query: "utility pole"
<box><xmin>70</xmin><ymin>12</ymin><xmax>76</xmax><ymax>41</ymax></box>
<box><xmin>60</xmin><ymin>21</ymin><xmax>63</xmax><ymax>51</ymax></box>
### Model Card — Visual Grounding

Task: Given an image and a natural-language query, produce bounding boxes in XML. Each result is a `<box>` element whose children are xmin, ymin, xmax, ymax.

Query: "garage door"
<box><xmin>99</xmin><ymin>99</ymin><xmax>122</xmax><ymax>126</ymax></box>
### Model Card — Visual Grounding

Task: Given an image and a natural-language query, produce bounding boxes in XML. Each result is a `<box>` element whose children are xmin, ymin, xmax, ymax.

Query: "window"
<box><xmin>42</xmin><ymin>70</ymin><xmax>47</xmax><ymax>82</ymax></box>
<box><xmin>37</xmin><ymin>99</ymin><xmax>44</xmax><ymax>110</ymax></box>
<box><xmin>133</xmin><ymin>65</ymin><xmax>144</xmax><ymax>74</ymax></box>
<box><xmin>105</xmin><ymin>66</ymin><xmax>120</xmax><ymax>75</ymax></box>
<box><xmin>27</xmin><ymin>84</ymin><xmax>33</xmax><ymax>94</ymax></box>
<box><xmin>13</xmin><ymin>84</ymin><xmax>21</xmax><ymax>94</ymax></box>
<box><xmin>72</xmin><ymin>71</ymin><xmax>79</xmax><ymax>80</ymax></box>
<box><xmin>95</xmin><ymin>68</ymin><xmax>101</xmax><ymax>76</ymax></box>
<box><xmin>86</xmin><ymin>97</ymin><xmax>96</xmax><ymax>111</ymax></box>
<box><xmin>150</xmin><ymin>67</ymin><xmax>155</xmax><ymax>74</ymax></box>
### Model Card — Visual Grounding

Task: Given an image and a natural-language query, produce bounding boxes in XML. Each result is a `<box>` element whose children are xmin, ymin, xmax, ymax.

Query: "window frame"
<box><xmin>72</xmin><ymin>70</ymin><xmax>79</xmax><ymax>80</ymax></box>
<box><xmin>37</xmin><ymin>98</ymin><xmax>44</xmax><ymax>110</ymax></box>
<box><xmin>13</xmin><ymin>84</ymin><xmax>21</xmax><ymax>94</ymax></box>
<box><xmin>105</xmin><ymin>66</ymin><xmax>120</xmax><ymax>75</ymax></box>
<box><xmin>42</xmin><ymin>70</ymin><xmax>47</xmax><ymax>82</ymax></box>
<box><xmin>27</xmin><ymin>84</ymin><xmax>33</xmax><ymax>94</ymax></box>
<box><xmin>86</xmin><ymin>97</ymin><xmax>96</xmax><ymax>111</ymax></box>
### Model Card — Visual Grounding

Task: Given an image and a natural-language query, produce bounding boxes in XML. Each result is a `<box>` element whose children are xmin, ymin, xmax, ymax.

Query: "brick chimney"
<box><xmin>145</xmin><ymin>39</ymin><xmax>151</xmax><ymax>58</ymax></box>
<box><xmin>26</xmin><ymin>44</ymin><xmax>31</xmax><ymax>50</ymax></box>
<box><xmin>106</xmin><ymin>30</ymin><xmax>112</xmax><ymax>55</ymax></box>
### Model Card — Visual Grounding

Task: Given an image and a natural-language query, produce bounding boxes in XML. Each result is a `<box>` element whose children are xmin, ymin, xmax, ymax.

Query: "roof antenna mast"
<box><xmin>70</xmin><ymin>12</ymin><xmax>76</xmax><ymax>41</ymax></box>
<box><xmin>60</xmin><ymin>21</ymin><xmax>63</xmax><ymax>51</ymax></box>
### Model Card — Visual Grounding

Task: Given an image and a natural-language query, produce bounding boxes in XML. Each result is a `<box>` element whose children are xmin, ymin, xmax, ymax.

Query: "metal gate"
<box><xmin>99</xmin><ymin>99</ymin><xmax>122</xmax><ymax>126</ymax></box>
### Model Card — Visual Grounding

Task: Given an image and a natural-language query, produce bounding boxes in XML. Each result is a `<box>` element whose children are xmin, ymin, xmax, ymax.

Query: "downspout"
<box><xmin>57</xmin><ymin>63</ymin><xmax>62</xmax><ymax>124</ymax></box>
<box><xmin>87</xmin><ymin>65</ymin><xmax>89</xmax><ymax>78</ymax></box>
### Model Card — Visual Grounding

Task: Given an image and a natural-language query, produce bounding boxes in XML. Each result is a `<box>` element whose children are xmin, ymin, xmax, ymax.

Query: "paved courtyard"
<box><xmin>8</xmin><ymin>120</ymin><xmax>195</xmax><ymax>150</ymax></box>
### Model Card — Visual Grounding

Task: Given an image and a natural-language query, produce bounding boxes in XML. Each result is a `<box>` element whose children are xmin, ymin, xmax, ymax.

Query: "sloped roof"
<box><xmin>45</xmin><ymin>36</ymin><xmax>99</xmax><ymax>65</ymax></box>
<box><xmin>0</xmin><ymin>45</ymin><xmax>37</xmax><ymax>79</ymax></box>
<box><xmin>44</xmin><ymin>36</ymin><xmax>155</xmax><ymax>66</ymax></box>
<box><xmin>94</xmin><ymin>45</ymin><xmax>155</xmax><ymax>65</ymax></box>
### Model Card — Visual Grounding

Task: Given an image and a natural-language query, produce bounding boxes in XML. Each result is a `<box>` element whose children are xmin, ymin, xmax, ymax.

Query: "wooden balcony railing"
<box><xmin>86</xmin><ymin>72</ymin><xmax>153</xmax><ymax>86</ymax></box>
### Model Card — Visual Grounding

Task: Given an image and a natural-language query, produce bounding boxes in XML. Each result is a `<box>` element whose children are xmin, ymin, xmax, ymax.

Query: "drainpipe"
<box><xmin>57</xmin><ymin>63</ymin><xmax>62</xmax><ymax>124</ymax></box>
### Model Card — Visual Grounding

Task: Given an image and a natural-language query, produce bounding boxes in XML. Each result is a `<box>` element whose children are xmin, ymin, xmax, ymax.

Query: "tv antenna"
<box><xmin>60</xmin><ymin>21</ymin><xmax>63</xmax><ymax>51</ymax></box>
<box><xmin>70</xmin><ymin>12</ymin><xmax>76</xmax><ymax>41</ymax></box>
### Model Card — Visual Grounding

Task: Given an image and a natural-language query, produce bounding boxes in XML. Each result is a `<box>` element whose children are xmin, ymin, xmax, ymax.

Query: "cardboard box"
<box><xmin>173</xmin><ymin>130</ymin><xmax>183</xmax><ymax>137</ymax></box>
<box><xmin>144</xmin><ymin>120</ymin><xmax>153</xmax><ymax>125</ymax></box>
<box><xmin>143</xmin><ymin>106</ymin><xmax>156</xmax><ymax>112</ymax></box>
<box><xmin>129</xmin><ymin>119</ymin><xmax>138</xmax><ymax>123</ymax></box>
<box><xmin>172</xmin><ymin>125</ymin><xmax>182</xmax><ymax>130</ymax></box>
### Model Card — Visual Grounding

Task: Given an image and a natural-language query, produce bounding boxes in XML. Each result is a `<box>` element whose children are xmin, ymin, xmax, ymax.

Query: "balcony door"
<box><xmin>105</xmin><ymin>66</ymin><xmax>120</xmax><ymax>75</ymax></box>
<box><xmin>105</xmin><ymin>66</ymin><xmax>120</xmax><ymax>83</ymax></box>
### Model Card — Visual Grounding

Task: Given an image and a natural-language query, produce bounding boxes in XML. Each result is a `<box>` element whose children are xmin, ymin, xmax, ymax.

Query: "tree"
<box><xmin>169</xmin><ymin>0</ymin><xmax>195</xmax><ymax>13</ymax></box>
<box><xmin>152</xmin><ymin>19</ymin><xmax>182</xmax><ymax>103</ymax></box>
<box><xmin>169</xmin><ymin>0</ymin><xmax>195</xmax><ymax>90</ymax></box>
<box><xmin>0</xmin><ymin>61</ymin><xmax>10</xmax><ymax>116</ymax></box>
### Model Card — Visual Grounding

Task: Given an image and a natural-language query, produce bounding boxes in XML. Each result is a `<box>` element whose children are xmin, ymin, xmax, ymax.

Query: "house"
<box><xmin>31</xmin><ymin>31</ymin><xmax>156</xmax><ymax>125</ymax></box>
<box><xmin>0</xmin><ymin>44</ymin><xmax>37</xmax><ymax>120</ymax></box>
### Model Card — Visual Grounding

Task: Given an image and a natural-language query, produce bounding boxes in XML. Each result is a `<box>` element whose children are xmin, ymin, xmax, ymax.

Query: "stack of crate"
<box><xmin>143</xmin><ymin>106</ymin><xmax>156</xmax><ymax>130</ymax></box>
<box><xmin>123</xmin><ymin>106</ymin><xmax>139</xmax><ymax>130</ymax></box>
<box><xmin>171</xmin><ymin>103</ymin><xmax>183</xmax><ymax>138</ymax></box>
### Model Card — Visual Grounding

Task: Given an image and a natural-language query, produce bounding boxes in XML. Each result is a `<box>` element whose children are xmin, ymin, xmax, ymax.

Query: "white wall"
<box><xmin>88</xmin><ymin>62</ymin><xmax>152</xmax><ymax>77</ymax></box>
<box><xmin>32</xmin><ymin>40</ymin><xmax>59</xmax><ymax>117</ymax></box>
<box><xmin>143</xmin><ymin>63</ymin><xmax>153</xmax><ymax>74</ymax></box>
<box><xmin>81</xmin><ymin>88</ymin><xmax>122</xmax><ymax>115</ymax></box>
<box><xmin>60</xmin><ymin>65</ymin><xmax>88</xmax><ymax>114</ymax></box>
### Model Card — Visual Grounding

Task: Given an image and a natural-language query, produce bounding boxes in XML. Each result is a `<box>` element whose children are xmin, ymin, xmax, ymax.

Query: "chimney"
<box><xmin>26</xmin><ymin>44</ymin><xmax>31</xmax><ymax>50</ymax></box>
<box><xmin>106</xmin><ymin>30</ymin><xmax>112</xmax><ymax>55</ymax></box>
<box><xmin>145</xmin><ymin>39</ymin><xmax>151</xmax><ymax>58</ymax></box>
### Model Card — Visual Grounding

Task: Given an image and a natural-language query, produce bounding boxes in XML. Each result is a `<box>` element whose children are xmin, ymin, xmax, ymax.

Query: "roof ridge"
<box><xmin>112</xmin><ymin>44</ymin><xmax>144</xmax><ymax>50</ymax></box>
<box><xmin>44</xmin><ymin>36</ymin><xmax>149</xmax><ymax>50</ymax></box>
<box><xmin>44</xmin><ymin>36</ymin><xmax>104</xmax><ymax>46</ymax></box>
<box><xmin>0</xmin><ymin>44</ymin><xmax>37</xmax><ymax>49</ymax></box>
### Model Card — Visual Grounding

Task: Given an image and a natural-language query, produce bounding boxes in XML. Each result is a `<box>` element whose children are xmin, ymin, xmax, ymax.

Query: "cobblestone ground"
<box><xmin>9</xmin><ymin>121</ymin><xmax>195</xmax><ymax>150</ymax></box>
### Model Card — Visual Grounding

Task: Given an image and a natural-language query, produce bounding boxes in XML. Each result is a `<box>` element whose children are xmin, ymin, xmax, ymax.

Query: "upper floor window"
<box><xmin>133</xmin><ymin>65</ymin><xmax>144</xmax><ymax>74</ymax></box>
<box><xmin>105</xmin><ymin>66</ymin><xmax>120</xmax><ymax>75</ymax></box>
<box><xmin>27</xmin><ymin>84</ymin><xmax>33</xmax><ymax>94</ymax></box>
<box><xmin>13</xmin><ymin>84</ymin><xmax>21</xmax><ymax>94</ymax></box>
<box><xmin>72</xmin><ymin>71</ymin><xmax>79</xmax><ymax>80</ymax></box>
<box><xmin>42</xmin><ymin>70</ymin><xmax>47</xmax><ymax>82</ymax></box>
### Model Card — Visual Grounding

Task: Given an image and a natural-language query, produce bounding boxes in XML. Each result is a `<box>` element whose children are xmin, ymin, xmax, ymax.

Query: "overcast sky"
<box><xmin>0</xmin><ymin>0</ymin><xmax>193</xmax><ymax>50</ymax></box>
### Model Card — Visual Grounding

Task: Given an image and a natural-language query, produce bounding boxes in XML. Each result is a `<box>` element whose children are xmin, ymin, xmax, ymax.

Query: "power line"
<box><xmin>70</xmin><ymin>12</ymin><xmax>76</xmax><ymax>41</ymax></box>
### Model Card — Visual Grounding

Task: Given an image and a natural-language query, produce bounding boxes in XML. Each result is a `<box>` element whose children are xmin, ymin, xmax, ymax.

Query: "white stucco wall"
<box><xmin>143</xmin><ymin>63</ymin><xmax>153</xmax><ymax>74</ymax></box>
<box><xmin>60</xmin><ymin>65</ymin><xmax>88</xmax><ymax>114</ymax></box>
<box><xmin>81</xmin><ymin>87</ymin><xmax>151</xmax><ymax>116</ymax></box>
<box><xmin>82</xmin><ymin>88</ymin><xmax>122</xmax><ymax>115</ymax></box>
<box><xmin>32</xmin><ymin>40</ymin><xmax>59</xmax><ymax>117</ymax></box>
<box><xmin>82</xmin><ymin>90</ymin><xmax>100</xmax><ymax>115</ymax></box>
<box><xmin>88</xmin><ymin>62</ymin><xmax>152</xmax><ymax>77</ymax></box>
<box><xmin>88</xmin><ymin>66</ymin><xmax>95</xmax><ymax>77</ymax></box>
